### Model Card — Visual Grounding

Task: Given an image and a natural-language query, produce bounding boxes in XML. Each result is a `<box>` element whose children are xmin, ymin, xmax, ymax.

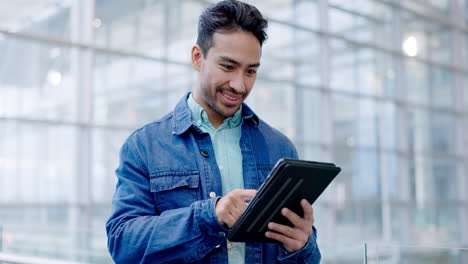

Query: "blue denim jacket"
<box><xmin>106</xmin><ymin>93</ymin><xmax>321</xmax><ymax>263</ymax></box>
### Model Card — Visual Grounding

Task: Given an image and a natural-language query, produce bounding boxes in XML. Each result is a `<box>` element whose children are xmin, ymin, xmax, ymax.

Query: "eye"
<box><xmin>220</xmin><ymin>64</ymin><xmax>234</xmax><ymax>70</ymax></box>
<box><xmin>247</xmin><ymin>69</ymin><xmax>257</xmax><ymax>75</ymax></box>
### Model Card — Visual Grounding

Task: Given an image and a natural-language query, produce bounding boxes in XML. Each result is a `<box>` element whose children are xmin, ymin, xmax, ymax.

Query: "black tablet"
<box><xmin>227</xmin><ymin>158</ymin><xmax>341</xmax><ymax>243</ymax></box>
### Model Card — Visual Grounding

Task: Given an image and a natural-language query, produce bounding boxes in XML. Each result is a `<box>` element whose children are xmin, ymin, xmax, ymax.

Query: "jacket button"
<box><xmin>209</xmin><ymin>192</ymin><xmax>216</xmax><ymax>198</ymax></box>
<box><xmin>201</xmin><ymin>150</ymin><xmax>209</xmax><ymax>157</ymax></box>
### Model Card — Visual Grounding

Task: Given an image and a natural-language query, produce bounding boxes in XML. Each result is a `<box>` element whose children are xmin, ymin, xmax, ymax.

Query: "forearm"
<box><xmin>107</xmin><ymin>198</ymin><xmax>227</xmax><ymax>263</ymax></box>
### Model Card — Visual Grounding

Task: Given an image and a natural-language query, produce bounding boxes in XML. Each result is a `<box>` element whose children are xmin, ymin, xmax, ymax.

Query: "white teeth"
<box><xmin>222</xmin><ymin>92</ymin><xmax>240</xmax><ymax>101</ymax></box>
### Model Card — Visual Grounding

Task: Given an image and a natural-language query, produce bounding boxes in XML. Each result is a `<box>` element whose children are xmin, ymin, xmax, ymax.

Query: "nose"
<box><xmin>228</xmin><ymin>72</ymin><xmax>246</xmax><ymax>94</ymax></box>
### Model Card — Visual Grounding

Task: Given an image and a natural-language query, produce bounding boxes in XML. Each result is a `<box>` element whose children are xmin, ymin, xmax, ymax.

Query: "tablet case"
<box><xmin>227</xmin><ymin>158</ymin><xmax>341</xmax><ymax>243</ymax></box>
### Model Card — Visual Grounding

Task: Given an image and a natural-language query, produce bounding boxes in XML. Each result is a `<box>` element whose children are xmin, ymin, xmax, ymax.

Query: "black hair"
<box><xmin>196</xmin><ymin>0</ymin><xmax>268</xmax><ymax>57</ymax></box>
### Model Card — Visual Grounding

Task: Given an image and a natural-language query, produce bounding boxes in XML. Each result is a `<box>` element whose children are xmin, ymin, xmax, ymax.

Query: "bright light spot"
<box><xmin>92</xmin><ymin>18</ymin><xmax>102</xmax><ymax>28</ymax></box>
<box><xmin>402</xmin><ymin>36</ymin><xmax>418</xmax><ymax>57</ymax></box>
<box><xmin>47</xmin><ymin>70</ymin><xmax>62</xmax><ymax>86</ymax></box>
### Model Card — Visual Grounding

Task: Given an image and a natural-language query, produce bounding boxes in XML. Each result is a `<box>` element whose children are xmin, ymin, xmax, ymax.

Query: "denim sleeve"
<box><xmin>277</xmin><ymin>227</ymin><xmax>321</xmax><ymax>263</ymax></box>
<box><xmin>106</xmin><ymin>137</ymin><xmax>227</xmax><ymax>264</ymax></box>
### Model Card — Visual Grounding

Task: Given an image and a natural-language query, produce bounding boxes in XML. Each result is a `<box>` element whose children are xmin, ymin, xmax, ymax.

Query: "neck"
<box><xmin>192</xmin><ymin>92</ymin><xmax>224</xmax><ymax>129</ymax></box>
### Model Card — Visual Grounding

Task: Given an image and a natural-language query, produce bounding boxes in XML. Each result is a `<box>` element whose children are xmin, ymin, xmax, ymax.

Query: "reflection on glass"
<box><xmin>402</xmin><ymin>35</ymin><xmax>418</xmax><ymax>57</ymax></box>
<box><xmin>401</xmin><ymin>11</ymin><xmax>452</xmax><ymax>64</ymax></box>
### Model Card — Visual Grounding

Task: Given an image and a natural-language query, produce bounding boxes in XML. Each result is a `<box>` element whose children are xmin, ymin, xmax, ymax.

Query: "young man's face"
<box><xmin>191</xmin><ymin>30</ymin><xmax>261</xmax><ymax>121</ymax></box>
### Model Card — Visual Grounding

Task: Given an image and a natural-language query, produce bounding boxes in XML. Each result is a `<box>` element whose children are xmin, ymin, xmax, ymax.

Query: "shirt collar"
<box><xmin>187</xmin><ymin>93</ymin><xmax>243</xmax><ymax>129</ymax></box>
<box><xmin>172</xmin><ymin>92</ymin><xmax>259</xmax><ymax>135</ymax></box>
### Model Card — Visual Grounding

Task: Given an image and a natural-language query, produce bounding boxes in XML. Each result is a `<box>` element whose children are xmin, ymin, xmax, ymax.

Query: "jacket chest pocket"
<box><xmin>150</xmin><ymin>170</ymin><xmax>201</xmax><ymax>213</ymax></box>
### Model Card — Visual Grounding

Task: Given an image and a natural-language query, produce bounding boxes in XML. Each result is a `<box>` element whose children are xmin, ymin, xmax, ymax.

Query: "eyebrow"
<box><xmin>219</xmin><ymin>56</ymin><xmax>260</xmax><ymax>68</ymax></box>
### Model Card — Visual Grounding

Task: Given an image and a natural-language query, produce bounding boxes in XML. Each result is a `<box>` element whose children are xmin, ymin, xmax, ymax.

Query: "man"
<box><xmin>106</xmin><ymin>0</ymin><xmax>321</xmax><ymax>263</ymax></box>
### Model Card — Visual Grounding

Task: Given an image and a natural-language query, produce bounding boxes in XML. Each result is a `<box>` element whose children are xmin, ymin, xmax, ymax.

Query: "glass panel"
<box><xmin>297</xmin><ymin>144</ymin><xmax>333</xmax><ymax>168</ymax></box>
<box><xmin>297</xmin><ymin>88</ymin><xmax>322</xmax><ymax>144</ymax></box>
<box><xmin>0</xmin><ymin>36</ymin><xmax>77</xmax><ymax>121</ymax></box>
<box><xmin>367</xmin><ymin>244</ymin><xmax>468</xmax><ymax>264</ymax></box>
<box><xmin>333</xmin><ymin>95</ymin><xmax>377</xmax><ymax>148</ymax></box>
<box><xmin>402</xmin><ymin>0</ymin><xmax>451</xmax><ymax>18</ymax></box>
<box><xmin>293</xmin><ymin>31</ymin><xmax>321</xmax><ymax>87</ymax></box>
<box><xmin>90</xmin><ymin>205</ymin><xmax>114</xmax><ymax>263</ymax></box>
<box><xmin>329</xmin><ymin>39</ymin><xmax>358</xmax><ymax>93</ymax></box>
<box><xmin>0</xmin><ymin>122</ymin><xmax>76</xmax><ymax>203</ymax></box>
<box><xmin>407</xmin><ymin>157</ymin><xmax>459</xmax><ymax>202</ymax></box>
<box><xmin>294</xmin><ymin>0</ymin><xmax>319</xmax><ymax>30</ymax></box>
<box><xmin>465</xmin><ymin>117</ymin><xmax>468</xmax><ymax>151</ymax></box>
<box><xmin>333</xmin><ymin>94</ymin><xmax>357</xmax><ymax>147</ymax></box>
<box><xmin>260</xmin><ymin>22</ymin><xmax>296</xmax><ymax>82</ymax></box>
<box><xmin>93</xmin><ymin>51</ymin><xmax>192</xmax><ymax>127</ymax></box>
<box><xmin>401</xmin><ymin>11</ymin><xmax>452</xmax><ymax>64</ymax></box>
<box><xmin>465</xmin><ymin>76</ymin><xmax>468</xmax><ymax>111</ymax></box>
<box><xmin>0</xmin><ymin>0</ymin><xmax>72</xmax><ymax>41</ymax></box>
<box><xmin>429</xmin><ymin>111</ymin><xmax>455</xmax><ymax>153</ymax></box>
<box><xmin>461</xmin><ymin>33</ymin><xmax>468</xmax><ymax>71</ymax></box>
<box><xmin>429</xmin><ymin>67</ymin><xmax>454</xmax><ymax>108</ymax></box>
<box><xmin>466</xmin><ymin>0</ymin><xmax>468</xmax><ymax>25</ymax></box>
<box><xmin>91</xmin><ymin>128</ymin><xmax>129</xmax><ymax>203</ymax></box>
<box><xmin>402</xmin><ymin>62</ymin><xmax>454</xmax><ymax>111</ymax></box>
<box><xmin>94</xmin><ymin>0</ymin><xmax>204</xmax><ymax>62</ymax></box>
<box><xmin>329</xmin><ymin>0</ymin><xmax>394</xmax><ymax>50</ymax></box>
<box><xmin>404</xmin><ymin>59</ymin><xmax>430</xmax><ymax>105</ymax></box>
<box><xmin>329</xmin><ymin>41</ymin><xmax>396</xmax><ymax>97</ymax></box>
<box><xmin>334</xmin><ymin>201</ymin><xmax>382</xmax><ymax>241</ymax></box>
<box><xmin>318</xmin><ymin>243</ymin><xmax>366</xmax><ymax>263</ymax></box>
<box><xmin>0</xmin><ymin>205</ymin><xmax>113</xmax><ymax>263</ymax></box>
<box><xmin>333</xmin><ymin>146</ymin><xmax>380</xmax><ymax>200</ymax></box>
<box><xmin>403</xmin><ymin>107</ymin><xmax>456</xmax><ymax>154</ymax></box>
<box><xmin>385</xmin><ymin>153</ymin><xmax>411</xmax><ymax>201</ymax></box>
<box><xmin>378</xmin><ymin>102</ymin><xmax>398</xmax><ymax>151</ymax></box>
<box><xmin>247</xmin><ymin>80</ymin><xmax>295</xmax><ymax>137</ymax></box>
<box><xmin>251</xmin><ymin>0</ymin><xmax>295</xmax><ymax>23</ymax></box>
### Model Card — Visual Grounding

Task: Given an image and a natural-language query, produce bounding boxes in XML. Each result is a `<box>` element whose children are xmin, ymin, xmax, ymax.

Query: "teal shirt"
<box><xmin>187</xmin><ymin>93</ymin><xmax>245</xmax><ymax>264</ymax></box>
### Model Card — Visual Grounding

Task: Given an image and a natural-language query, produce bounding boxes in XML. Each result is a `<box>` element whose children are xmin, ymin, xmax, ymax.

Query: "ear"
<box><xmin>191</xmin><ymin>45</ymin><xmax>203</xmax><ymax>71</ymax></box>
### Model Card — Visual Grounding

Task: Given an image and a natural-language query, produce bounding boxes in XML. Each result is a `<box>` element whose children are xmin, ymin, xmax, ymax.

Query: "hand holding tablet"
<box><xmin>227</xmin><ymin>158</ymin><xmax>341</xmax><ymax>243</ymax></box>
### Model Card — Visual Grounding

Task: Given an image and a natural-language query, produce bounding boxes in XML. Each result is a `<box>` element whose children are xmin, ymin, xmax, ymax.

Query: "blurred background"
<box><xmin>0</xmin><ymin>0</ymin><xmax>467</xmax><ymax>263</ymax></box>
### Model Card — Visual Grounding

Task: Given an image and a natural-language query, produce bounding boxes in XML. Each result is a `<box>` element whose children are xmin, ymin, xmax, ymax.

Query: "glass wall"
<box><xmin>0</xmin><ymin>0</ymin><xmax>467</xmax><ymax>263</ymax></box>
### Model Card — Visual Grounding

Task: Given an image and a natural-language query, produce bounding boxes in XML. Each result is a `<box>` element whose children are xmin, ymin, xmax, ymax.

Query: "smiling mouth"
<box><xmin>222</xmin><ymin>92</ymin><xmax>241</xmax><ymax>100</ymax></box>
<box><xmin>220</xmin><ymin>91</ymin><xmax>243</xmax><ymax>104</ymax></box>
